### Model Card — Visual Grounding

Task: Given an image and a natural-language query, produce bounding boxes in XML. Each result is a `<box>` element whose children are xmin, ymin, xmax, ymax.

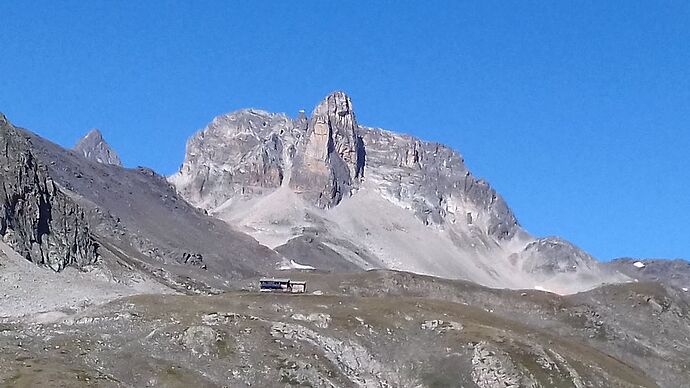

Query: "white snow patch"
<box><xmin>534</xmin><ymin>285</ymin><xmax>556</xmax><ymax>293</ymax></box>
<box><xmin>279</xmin><ymin>259</ymin><xmax>315</xmax><ymax>271</ymax></box>
<box><xmin>633</xmin><ymin>261</ymin><xmax>646</xmax><ymax>269</ymax></box>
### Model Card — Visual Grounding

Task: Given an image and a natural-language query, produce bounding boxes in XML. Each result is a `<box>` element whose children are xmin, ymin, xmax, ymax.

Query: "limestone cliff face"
<box><xmin>170</xmin><ymin>109</ymin><xmax>296</xmax><ymax>210</ymax></box>
<box><xmin>290</xmin><ymin>91</ymin><xmax>366</xmax><ymax>208</ymax></box>
<box><xmin>171</xmin><ymin>91</ymin><xmax>519</xmax><ymax>240</ymax></box>
<box><xmin>171</xmin><ymin>93</ymin><xmax>367</xmax><ymax>211</ymax></box>
<box><xmin>74</xmin><ymin>129</ymin><xmax>122</xmax><ymax>166</ymax></box>
<box><xmin>360</xmin><ymin>127</ymin><xmax>519</xmax><ymax>238</ymax></box>
<box><xmin>169</xmin><ymin>92</ymin><xmax>624</xmax><ymax>292</ymax></box>
<box><xmin>0</xmin><ymin>114</ymin><xmax>98</xmax><ymax>271</ymax></box>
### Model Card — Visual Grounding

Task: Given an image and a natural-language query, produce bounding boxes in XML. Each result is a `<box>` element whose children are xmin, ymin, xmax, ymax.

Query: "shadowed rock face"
<box><xmin>0</xmin><ymin>114</ymin><xmax>98</xmax><ymax>271</ymax></box>
<box><xmin>0</xmin><ymin>113</ymin><xmax>280</xmax><ymax>291</ymax></box>
<box><xmin>74</xmin><ymin>129</ymin><xmax>122</xmax><ymax>166</ymax></box>
<box><xmin>170</xmin><ymin>92</ymin><xmax>626</xmax><ymax>293</ymax></box>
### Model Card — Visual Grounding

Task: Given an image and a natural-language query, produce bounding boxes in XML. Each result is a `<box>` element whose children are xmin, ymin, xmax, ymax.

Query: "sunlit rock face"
<box><xmin>290</xmin><ymin>91</ymin><xmax>366</xmax><ymax>208</ymax></box>
<box><xmin>170</xmin><ymin>92</ymin><xmax>628</xmax><ymax>293</ymax></box>
<box><xmin>170</xmin><ymin>109</ymin><xmax>297</xmax><ymax>210</ymax></box>
<box><xmin>74</xmin><ymin>129</ymin><xmax>122</xmax><ymax>166</ymax></box>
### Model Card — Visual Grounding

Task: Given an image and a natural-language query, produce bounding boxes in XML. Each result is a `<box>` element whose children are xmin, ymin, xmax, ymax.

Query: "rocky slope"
<box><xmin>607</xmin><ymin>258</ymin><xmax>690</xmax><ymax>291</ymax></box>
<box><xmin>0</xmin><ymin>114</ymin><xmax>98</xmax><ymax>271</ymax></box>
<box><xmin>73</xmin><ymin>128</ymin><xmax>122</xmax><ymax>166</ymax></box>
<box><xmin>1</xmin><ymin>270</ymin><xmax>686</xmax><ymax>387</ymax></box>
<box><xmin>0</xmin><ymin>112</ymin><xmax>281</xmax><ymax>294</ymax></box>
<box><xmin>171</xmin><ymin>92</ymin><xmax>626</xmax><ymax>293</ymax></box>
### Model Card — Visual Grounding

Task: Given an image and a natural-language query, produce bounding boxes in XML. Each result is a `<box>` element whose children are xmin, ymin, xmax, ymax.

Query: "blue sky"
<box><xmin>1</xmin><ymin>1</ymin><xmax>688</xmax><ymax>261</ymax></box>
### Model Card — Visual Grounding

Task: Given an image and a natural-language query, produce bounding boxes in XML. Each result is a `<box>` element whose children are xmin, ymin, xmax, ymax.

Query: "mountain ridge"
<box><xmin>0</xmin><ymin>112</ymin><xmax>282</xmax><ymax>294</ymax></box>
<box><xmin>169</xmin><ymin>91</ymin><xmax>628</xmax><ymax>294</ymax></box>
<box><xmin>1</xmin><ymin>106</ymin><xmax>689</xmax><ymax>387</ymax></box>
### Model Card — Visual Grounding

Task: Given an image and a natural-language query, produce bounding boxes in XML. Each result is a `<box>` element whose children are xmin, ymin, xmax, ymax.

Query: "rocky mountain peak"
<box><xmin>168</xmin><ymin>92</ymin><xmax>628</xmax><ymax>293</ymax></box>
<box><xmin>312</xmin><ymin>91</ymin><xmax>355</xmax><ymax>124</ymax></box>
<box><xmin>289</xmin><ymin>92</ymin><xmax>366</xmax><ymax>207</ymax></box>
<box><xmin>314</xmin><ymin>91</ymin><xmax>365</xmax><ymax>179</ymax></box>
<box><xmin>74</xmin><ymin>128</ymin><xmax>122</xmax><ymax>166</ymax></box>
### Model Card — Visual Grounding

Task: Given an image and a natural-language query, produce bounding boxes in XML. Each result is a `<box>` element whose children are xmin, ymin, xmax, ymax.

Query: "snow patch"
<box><xmin>633</xmin><ymin>261</ymin><xmax>646</xmax><ymax>269</ymax></box>
<box><xmin>533</xmin><ymin>285</ymin><xmax>561</xmax><ymax>294</ymax></box>
<box><xmin>279</xmin><ymin>259</ymin><xmax>316</xmax><ymax>271</ymax></box>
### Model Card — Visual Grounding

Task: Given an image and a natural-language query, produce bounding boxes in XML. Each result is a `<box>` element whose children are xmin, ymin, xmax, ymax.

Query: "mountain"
<box><xmin>0</xmin><ymin>113</ymin><xmax>280</xmax><ymax>294</ymax></box>
<box><xmin>0</xmin><ymin>114</ymin><xmax>97</xmax><ymax>271</ymax></box>
<box><xmin>1</xmin><ymin>106</ymin><xmax>688</xmax><ymax>387</ymax></box>
<box><xmin>170</xmin><ymin>91</ymin><xmax>627</xmax><ymax>294</ymax></box>
<box><xmin>73</xmin><ymin>128</ymin><xmax>123</xmax><ymax>166</ymax></box>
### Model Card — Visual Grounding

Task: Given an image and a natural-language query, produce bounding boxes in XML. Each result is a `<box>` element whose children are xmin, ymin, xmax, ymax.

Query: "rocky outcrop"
<box><xmin>171</xmin><ymin>91</ymin><xmax>515</xmax><ymax>232</ymax></box>
<box><xmin>520</xmin><ymin>237</ymin><xmax>600</xmax><ymax>275</ymax></box>
<box><xmin>180</xmin><ymin>325</ymin><xmax>223</xmax><ymax>356</ymax></box>
<box><xmin>471</xmin><ymin>342</ymin><xmax>537</xmax><ymax>388</ymax></box>
<box><xmin>290</xmin><ymin>91</ymin><xmax>366</xmax><ymax>208</ymax></box>
<box><xmin>171</xmin><ymin>93</ymin><xmax>367</xmax><ymax>210</ymax></box>
<box><xmin>74</xmin><ymin>129</ymin><xmax>122</xmax><ymax>166</ymax></box>
<box><xmin>169</xmin><ymin>109</ymin><xmax>295</xmax><ymax>210</ymax></box>
<box><xmin>360</xmin><ymin>127</ymin><xmax>519</xmax><ymax>237</ymax></box>
<box><xmin>0</xmin><ymin>114</ymin><xmax>98</xmax><ymax>271</ymax></box>
<box><xmin>270</xmin><ymin>321</ymin><xmax>397</xmax><ymax>387</ymax></box>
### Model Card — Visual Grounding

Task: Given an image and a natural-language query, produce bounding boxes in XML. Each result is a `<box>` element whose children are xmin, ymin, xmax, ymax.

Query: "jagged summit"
<box><xmin>74</xmin><ymin>128</ymin><xmax>122</xmax><ymax>166</ymax></box>
<box><xmin>170</xmin><ymin>91</ymin><xmax>629</xmax><ymax>293</ymax></box>
<box><xmin>290</xmin><ymin>91</ymin><xmax>366</xmax><ymax>208</ymax></box>
<box><xmin>0</xmin><ymin>108</ymin><xmax>686</xmax><ymax>388</ymax></box>
<box><xmin>312</xmin><ymin>91</ymin><xmax>354</xmax><ymax>117</ymax></box>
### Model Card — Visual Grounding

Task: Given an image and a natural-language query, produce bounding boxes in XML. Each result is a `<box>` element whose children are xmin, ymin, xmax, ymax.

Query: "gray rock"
<box><xmin>290</xmin><ymin>91</ymin><xmax>366</xmax><ymax>208</ymax></box>
<box><xmin>360</xmin><ymin>126</ymin><xmax>518</xmax><ymax>236</ymax></box>
<box><xmin>180</xmin><ymin>325</ymin><xmax>222</xmax><ymax>356</ymax></box>
<box><xmin>74</xmin><ymin>129</ymin><xmax>122</xmax><ymax>166</ymax></box>
<box><xmin>169</xmin><ymin>92</ymin><xmax>627</xmax><ymax>292</ymax></box>
<box><xmin>170</xmin><ymin>109</ymin><xmax>295</xmax><ymax>209</ymax></box>
<box><xmin>520</xmin><ymin>237</ymin><xmax>600</xmax><ymax>275</ymax></box>
<box><xmin>0</xmin><ymin>114</ymin><xmax>98</xmax><ymax>271</ymax></box>
<box><xmin>170</xmin><ymin>91</ymin><xmax>518</xmax><ymax>237</ymax></box>
<box><xmin>0</xmin><ymin>112</ymin><xmax>281</xmax><ymax>291</ymax></box>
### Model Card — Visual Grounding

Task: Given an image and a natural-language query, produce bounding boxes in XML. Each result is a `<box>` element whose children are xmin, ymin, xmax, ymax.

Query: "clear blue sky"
<box><xmin>1</xmin><ymin>1</ymin><xmax>688</xmax><ymax>261</ymax></box>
